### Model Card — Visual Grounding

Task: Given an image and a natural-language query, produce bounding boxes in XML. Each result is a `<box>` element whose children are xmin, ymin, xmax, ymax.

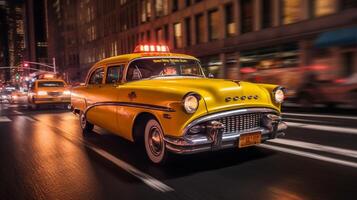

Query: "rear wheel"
<box><xmin>144</xmin><ymin>119</ymin><xmax>168</xmax><ymax>164</ymax></box>
<box><xmin>80</xmin><ymin>111</ymin><xmax>94</xmax><ymax>133</ymax></box>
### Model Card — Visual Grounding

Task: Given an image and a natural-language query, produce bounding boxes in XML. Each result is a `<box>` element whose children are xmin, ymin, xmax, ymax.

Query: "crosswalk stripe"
<box><xmin>0</xmin><ymin>116</ymin><xmax>11</xmax><ymax>122</ymax></box>
<box><xmin>268</xmin><ymin>138</ymin><xmax>357</xmax><ymax>159</ymax></box>
<box><xmin>283</xmin><ymin>112</ymin><xmax>357</xmax><ymax>120</ymax></box>
<box><xmin>260</xmin><ymin>144</ymin><xmax>357</xmax><ymax>169</ymax></box>
<box><xmin>287</xmin><ymin>121</ymin><xmax>357</xmax><ymax>135</ymax></box>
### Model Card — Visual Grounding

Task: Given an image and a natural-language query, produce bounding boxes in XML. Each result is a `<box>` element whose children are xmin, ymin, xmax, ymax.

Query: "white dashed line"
<box><xmin>286</xmin><ymin>122</ymin><xmax>357</xmax><ymax>135</ymax></box>
<box><xmin>283</xmin><ymin>112</ymin><xmax>357</xmax><ymax>120</ymax></box>
<box><xmin>268</xmin><ymin>138</ymin><xmax>357</xmax><ymax>159</ymax></box>
<box><xmin>0</xmin><ymin>116</ymin><xmax>11</xmax><ymax>122</ymax></box>
<box><xmin>260</xmin><ymin>144</ymin><xmax>357</xmax><ymax>169</ymax></box>
<box><xmin>13</xmin><ymin>110</ymin><xmax>23</xmax><ymax>115</ymax></box>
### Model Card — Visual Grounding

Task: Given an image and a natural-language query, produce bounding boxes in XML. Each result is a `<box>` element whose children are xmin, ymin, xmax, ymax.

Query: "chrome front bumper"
<box><xmin>164</xmin><ymin>108</ymin><xmax>288</xmax><ymax>154</ymax></box>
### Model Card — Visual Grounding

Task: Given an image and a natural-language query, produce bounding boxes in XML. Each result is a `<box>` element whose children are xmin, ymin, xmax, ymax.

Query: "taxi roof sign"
<box><xmin>134</xmin><ymin>44</ymin><xmax>170</xmax><ymax>53</ymax></box>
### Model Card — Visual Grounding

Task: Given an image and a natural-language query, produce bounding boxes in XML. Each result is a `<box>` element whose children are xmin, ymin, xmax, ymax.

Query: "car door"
<box><xmin>85</xmin><ymin>67</ymin><xmax>105</xmax><ymax>125</ymax></box>
<box><xmin>94</xmin><ymin>64</ymin><xmax>125</xmax><ymax>133</ymax></box>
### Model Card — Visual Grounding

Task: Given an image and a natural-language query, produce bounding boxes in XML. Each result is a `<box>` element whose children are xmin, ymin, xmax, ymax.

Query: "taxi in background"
<box><xmin>71</xmin><ymin>44</ymin><xmax>288</xmax><ymax>164</ymax></box>
<box><xmin>28</xmin><ymin>74</ymin><xmax>71</xmax><ymax>109</ymax></box>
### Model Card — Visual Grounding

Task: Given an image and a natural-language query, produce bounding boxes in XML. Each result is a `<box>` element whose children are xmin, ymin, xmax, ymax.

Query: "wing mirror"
<box><xmin>208</xmin><ymin>73</ymin><xmax>214</xmax><ymax>78</ymax></box>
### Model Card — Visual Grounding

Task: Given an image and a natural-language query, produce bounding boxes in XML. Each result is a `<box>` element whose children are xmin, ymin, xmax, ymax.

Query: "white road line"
<box><xmin>269</xmin><ymin>138</ymin><xmax>357</xmax><ymax>159</ymax></box>
<box><xmin>284</xmin><ymin>117</ymin><xmax>326</xmax><ymax>124</ymax></box>
<box><xmin>7</xmin><ymin>105</ymin><xmax>19</xmax><ymax>108</ymax></box>
<box><xmin>90</xmin><ymin>146</ymin><xmax>174</xmax><ymax>193</ymax></box>
<box><xmin>286</xmin><ymin>121</ymin><xmax>357</xmax><ymax>135</ymax></box>
<box><xmin>21</xmin><ymin>116</ymin><xmax>37</xmax><ymax>122</ymax></box>
<box><xmin>259</xmin><ymin>144</ymin><xmax>357</xmax><ymax>169</ymax></box>
<box><xmin>0</xmin><ymin>116</ymin><xmax>11</xmax><ymax>122</ymax></box>
<box><xmin>13</xmin><ymin>110</ymin><xmax>23</xmax><ymax>115</ymax></box>
<box><xmin>283</xmin><ymin>112</ymin><xmax>357</xmax><ymax>120</ymax></box>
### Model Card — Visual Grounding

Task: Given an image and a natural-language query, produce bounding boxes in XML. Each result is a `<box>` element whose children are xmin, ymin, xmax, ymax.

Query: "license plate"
<box><xmin>238</xmin><ymin>132</ymin><xmax>261</xmax><ymax>148</ymax></box>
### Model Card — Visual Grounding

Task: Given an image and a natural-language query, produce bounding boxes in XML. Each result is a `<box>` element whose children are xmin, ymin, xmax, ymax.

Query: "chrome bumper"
<box><xmin>164</xmin><ymin>108</ymin><xmax>287</xmax><ymax>154</ymax></box>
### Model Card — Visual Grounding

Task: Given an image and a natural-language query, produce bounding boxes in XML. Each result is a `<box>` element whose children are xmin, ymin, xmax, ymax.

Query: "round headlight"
<box><xmin>274</xmin><ymin>88</ymin><xmax>285</xmax><ymax>103</ymax></box>
<box><xmin>183</xmin><ymin>94</ymin><xmax>199</xmax><ymax>114</ymax></box>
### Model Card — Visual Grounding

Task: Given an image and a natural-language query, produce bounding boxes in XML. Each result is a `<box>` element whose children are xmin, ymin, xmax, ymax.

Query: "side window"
<box><xmin>89</xmin><ymin>68</ymin><xmax>104</xmax><ymax>85</ymax></box>
<box><xmin>106</xmin><ymin>65</ymin><xmax>124</xmax><ymax>84</ymax></box>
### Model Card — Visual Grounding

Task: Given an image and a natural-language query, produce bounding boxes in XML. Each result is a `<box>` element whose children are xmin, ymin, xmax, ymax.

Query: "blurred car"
<box><xmin>297</xmin><ymin>73</ymin><xmax>357</xmax><ymax>108</ymax></box>
<box><xmin>27</xmin><ymin>77</ymin><xmax>71</xmax><ymax>109</ymax></box>
<box><xmin>0</xmin><ymin>90</ymin><xmax>12</xmax><ymax>103</ymax></box>
<box><xmin>71</xmin><ymin>44</ymin><xmax>288</xmax><ymax>164</ymax></box>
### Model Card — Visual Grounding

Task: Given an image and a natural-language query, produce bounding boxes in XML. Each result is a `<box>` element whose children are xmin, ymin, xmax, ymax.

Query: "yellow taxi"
<box><xmin>71</xmin><ymin>44</ymin><xmax>287</xmax><ymax>164</ymax></box>
<box><xmin>28</xmin><ymin>75</ymin><xmax>71</xmax><ymax>109</ymax></box>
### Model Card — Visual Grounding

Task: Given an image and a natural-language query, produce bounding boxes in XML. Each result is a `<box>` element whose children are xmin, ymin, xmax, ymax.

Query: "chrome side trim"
<box><xmin>84</xmin><ymin>101</ymin><xmax>175</xmax><ymax>116</ymax></box>
<box><xmin>182</xmin><ymin>107</ymin><xmax>279</xmax><ymax>135</ymax></box>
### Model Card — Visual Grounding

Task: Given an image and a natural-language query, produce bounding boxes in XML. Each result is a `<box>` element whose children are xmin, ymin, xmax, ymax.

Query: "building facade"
<box><xmin>52</xmin><ymin>0</ymin><xmax>357</xmax><ymax>86</ymax></box>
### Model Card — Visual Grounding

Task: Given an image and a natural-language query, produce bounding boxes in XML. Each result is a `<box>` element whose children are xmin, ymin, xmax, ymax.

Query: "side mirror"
<box><xmin>208</xmin><ymin>73</ymin><xmax>214</xmax><ymax>78</ymax></box>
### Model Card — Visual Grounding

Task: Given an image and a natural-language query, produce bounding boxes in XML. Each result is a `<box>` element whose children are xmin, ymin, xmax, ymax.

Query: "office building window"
<box><xmin>155</xmin><ymin>0</ymin><xmax>169</xmax><ymax>17</ymax></box>
<box><xmin>173</xmin><ymin>23</ymin><xmax>183</xmax><ymax>48</ymax></box>
<box><xmin>241</xmin><ymin>0</ymin><xmax>254</xmax><ymax>33</ymax></box>
<box><xmin>262</xmin><ymin>0</ymin><xmax>272</xmax><ymax>28</ymax></box>
<box><xmin>208</xmin><ymin>9</ymin><xmax>219</xmax><ymax>41</ymax></box>
<box><xmin>195</xmin><ymin>13</ymin><xmax>205</xmax><ymax>44</ymax></box>
<box><xmin>341</xmin><ymin>0</ymin><xmax>357</xmax><ymax>9</ymax></box>
<box><xmin>282</xmin><ymin>0</ymin><xmax>304</xmax><ymax>24</ymax></box>
<box><xmin>314</xmin><ymin>0</ymin><xmax>337</xmax><ymax>17</ymax></box>
<box><xmin>172</xmin><ymin>0</ymin><xmax>179</xmax><ymax>12</ymax></box>
<box><xmin>225</xmin><ymin>3</ymin><xmax>236</xmax><ymax>37</ymax></box>
<box><xmin>146</xmin><ymin>30</ymin><xmax>151</xmax><ymax>42</ymax></box>
<box><xmin>141</xmin><ymin>0</ymin><xmax>151</xmax><ymax>22</ymax></box>
<box><xmin>156</xmin><ymin>28</ymin><xmax>164</xmax><ymax>43</ymax></box>
<box><xmin>185</xmin><ymin>17</ymin><xmax>192</xmax><ymax>46</ymax></box>
<box><xmin>164</xmin><ymin>24</ymin><xmax>169</xmax><ymax>43</ymax></box>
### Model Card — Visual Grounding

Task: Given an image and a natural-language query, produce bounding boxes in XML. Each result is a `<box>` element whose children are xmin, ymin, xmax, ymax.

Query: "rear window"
<box><xmin>37</xmin><ymin>81</ymin><xmax>65</xmax><ymax>87</ymax></box>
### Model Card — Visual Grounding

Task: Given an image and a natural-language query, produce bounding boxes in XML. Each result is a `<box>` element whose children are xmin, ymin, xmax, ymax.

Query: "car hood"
<box><xmin>125</xmin><ymin>77</ymin><xmax>277</xmax><ymax>113</ymax></box>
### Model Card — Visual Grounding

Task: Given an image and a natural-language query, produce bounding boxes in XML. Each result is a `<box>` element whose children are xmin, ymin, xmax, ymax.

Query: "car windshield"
<box><xmin>38</xmin><ymin>81</ymin><xmax>65</xmax><ymax>87</ymax></box>
<box><xmin>126</xmin><ymin>58</ymin><xmax>204</xmax><ymax>82</ymax></box>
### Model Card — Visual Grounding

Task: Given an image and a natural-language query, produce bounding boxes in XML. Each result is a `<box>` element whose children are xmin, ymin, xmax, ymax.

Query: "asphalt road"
<box><xmin>0</xmin><ymin>103</ymin><xmax>356</xmax><ymax>200</ymax></box>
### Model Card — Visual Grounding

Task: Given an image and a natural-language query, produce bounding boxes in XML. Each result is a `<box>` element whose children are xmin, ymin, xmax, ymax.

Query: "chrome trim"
<box><xmin>182</xmin><ymin>107</ymin><xmax>279</xmax><ymax>135</ymax></box>
<box><xmin>84</xmin><ymin>101</ymin><xmax>175</xmax><ymax>116</ymax></box>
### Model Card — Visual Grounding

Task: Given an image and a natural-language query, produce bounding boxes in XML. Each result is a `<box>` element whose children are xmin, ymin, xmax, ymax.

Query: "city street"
<box><xmin>0</xmin><ymin>103</ymin><xmax>356</xmax><ymax>200</ymax></box>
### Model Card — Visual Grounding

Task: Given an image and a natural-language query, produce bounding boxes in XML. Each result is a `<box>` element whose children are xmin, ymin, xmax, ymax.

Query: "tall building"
<box><xmin>0</xmin><ymin>0</ymin><xmax>25</xmax><ymax>82</ymax></box>
<box><xmin>50</xmin><ymin>0</ymin><xmax>357</xmax><ymax>86</ymax></box>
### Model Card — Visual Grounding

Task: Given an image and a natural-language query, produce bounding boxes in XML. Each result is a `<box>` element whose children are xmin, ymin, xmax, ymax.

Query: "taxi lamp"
<box><xmin>134</xmin><ymin>44</ymin><xmax>170</xmax><ymax>53</ymax></box>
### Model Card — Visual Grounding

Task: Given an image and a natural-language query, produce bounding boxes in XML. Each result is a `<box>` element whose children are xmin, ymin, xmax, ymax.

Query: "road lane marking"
<box><xmin>284</xmin><ymin>117</ymin><xmax>326</xmax><ymax>124</ymax></box>
<box><xmin>286</xmin><ymin>122</ymin><xmax>357</xmax><ymax>135</ymax></box>
<box><xmin>269</xmin><ymin>139</ymin><xmax>357</xmax><ymax>159</ymax></box>
<box><xmin>259</xmin><ymin>144</ymin><xmax>357</xmax><ymax>169</ymax></box>
<box><xmin>13</xmin><ymin>110</ymin><xmax>23</xmax><ymax>115</ymax></box>
<box><xmin>90</xmin><ymin>146</ymin><xmax>174</xmax><ymax>193</ymax></box>
<box><xmin>283</xmin><ymin>112</ymin><xmax>357</xmax><ymax>120</ymax></box>
<box><xmin>0</xmin><ymin>116</ymin><xmax>11</xmax><ymax>122</ymax></box>
<box><xmin>21</xmin><ymin>116</ymin><xmax>37</xmax><ymax>122</ymax></box>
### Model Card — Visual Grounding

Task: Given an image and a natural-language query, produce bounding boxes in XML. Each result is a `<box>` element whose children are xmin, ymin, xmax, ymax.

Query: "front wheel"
<box><xmin>144</xmin><ymin>119</ymin><xmax>168</xmax><ymax>164</ymax></box>
<box><xmin>80</xmin><ymin>112</ymin><xmax>94</xmax><ymax>133</ymax></box>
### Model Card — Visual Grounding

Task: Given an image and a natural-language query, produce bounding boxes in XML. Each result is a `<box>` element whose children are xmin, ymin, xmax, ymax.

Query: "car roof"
<box><xmin>94</xmin><ymin>53</ymin><xmax>199</xmax><ymax>67</ymax></box>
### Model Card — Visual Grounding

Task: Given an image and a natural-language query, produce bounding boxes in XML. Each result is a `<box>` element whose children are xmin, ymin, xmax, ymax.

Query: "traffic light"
<box><xmin>15</xmin><ymin>73</ymin><xmax>20</xmax><ymax>80</ymax></box>
<box><xmin>23</xmin><ymin>62</ymin><xmax>29</xmax><ymax>68</ymax></box>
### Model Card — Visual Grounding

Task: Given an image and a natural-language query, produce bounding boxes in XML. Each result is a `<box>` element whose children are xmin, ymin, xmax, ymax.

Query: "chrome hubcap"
<box><xmin>80</xmin><ymin>114</ymin><xmax>86</xmax><ymax>129</ymax></box>
<box><xmin>148</xmin><ymin>126</ymin><xmax>163</xmax><ymax>156</ymax></box>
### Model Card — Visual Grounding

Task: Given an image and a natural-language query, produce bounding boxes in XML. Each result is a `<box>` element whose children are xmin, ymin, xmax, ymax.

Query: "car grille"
<box><xmin>48</xmin><ymin>92</ymin><xmax>62</xmax><ymax>96</ymax></box>
<box><xmin>218</xmin><ymin>113</ymin><xmax>262</xmax><ymax>134</ymax></box>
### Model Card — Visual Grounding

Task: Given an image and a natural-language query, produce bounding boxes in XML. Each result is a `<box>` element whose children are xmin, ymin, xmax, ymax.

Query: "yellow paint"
<box><xmin>28</xmin><ymin>78</ymin><xmax>71</xmax><ymax>104</ymax></box>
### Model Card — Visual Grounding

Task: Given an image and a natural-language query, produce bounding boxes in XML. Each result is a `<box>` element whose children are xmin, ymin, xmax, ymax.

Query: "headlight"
<box><xmin>273</xmin><ymin>87</ymin><xmax>285</xmax><ymax>103</ymax></box>
<box><xmin>63</xmin><ymin>90</ymin><xmax>71</xmax><ymax>95</ymax></box>
<box><xmin>37</xmin><ymin>91</ymin><xmax>47</xmax><ymax>96</ymax></box>
<box><xmin>183</xmin><ymin>94</ymin><xmax>199</xmax><ymax>114</ymax></box>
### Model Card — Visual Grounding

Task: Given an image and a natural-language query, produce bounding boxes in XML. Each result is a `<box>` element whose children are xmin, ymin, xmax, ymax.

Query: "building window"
<box><xmin>141</xmin><ymin>0</ymin><xmax>151</xmax><ymax>23</ymax></box>
<box><xmin>341</xmin><ymin>0</ymin><xmax>357</xmax><ymax>9</ymax></box>
<box><xmin>164</xmin><ymin>24</ymin><xmax>169</xmax><ymax>43</ymax></box>
<box><xmin>208</xmin><ymin>9</ymin><xmax>219</xmax><ymax>41</ymax></box>
<box><xmin>195</xmin><ymin>13</ymin><xmax>205</xmax><ymax>44</ymax></box>
<box><xmin>155</xmin><ymin>0</ymin><xmax>169</xmax><ymax>17</ymax></box>
<box><xmin>282</xmin><ymin>0</ymin><xmax>304</xmax><ymax>24</ymax></box>
<box><xmin>241</xmin><ymin>0</ymin><xmax>254</xmax><ymax>33</ymax></box>
<box><xmin>225</xmin><ymin>4</ymin><xmax>236</xmax><ymax>37</ymax></box>
<box><xmin>173</xmin><ymin>23</ymin><xmax>183</xmax><ymax>48</ymax></box>
<box><xmin>185</xmin><ymin>17</ymin><xmax>192</xmax><ymax>46</ymax></box>
<box><xmin>313</xmin><ymin>0</ymin><xmax>337</xmax><ymax>17</ymax></box>
<box><xmin>172</xmin><ymin>0</ymin><xmax>179</xmax><ymax>12</ymax></box>
<box><xmin>262</xmin><ymin>0</ymin><xmax>273</xmax><ymax>28</ymax></box>
<box><xmin>156</xmin><ymin>28</ymin><xmax>164</xmax><ymax>43</ymax></box>
<box><xmin>146</xmin><ymin>30</ymin><xmax>151</xmax><ymax>42</ymax></box>
<box><xmin>185</xmin><ymin>0</ymin><xmax>191</xmax><ymax>7</ymax></box>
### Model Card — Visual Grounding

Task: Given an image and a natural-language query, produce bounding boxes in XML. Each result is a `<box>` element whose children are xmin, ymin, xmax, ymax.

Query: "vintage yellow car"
<box><xmin>28</xmin><ymin>76</ymin><xmax>71</xmax><ymax>109</ymax></box>
<box><xmin>71</xmin><ymin>44</ymin><xmax>287</xmax><ymax>164</ymax></box>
